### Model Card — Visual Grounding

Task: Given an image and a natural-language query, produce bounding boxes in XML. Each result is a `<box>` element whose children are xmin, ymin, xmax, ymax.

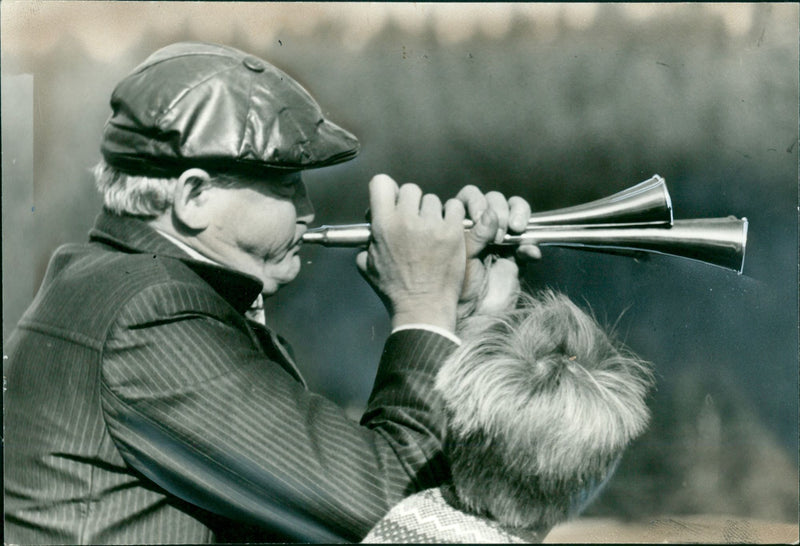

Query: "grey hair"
<box><xmin>436</xmin><ymin>290</ymin><xmax>654</xmax><ymax>530</ymax></box>
<box><xmin>91</xmin><ymin>159</ymin><xmax>252</xmax><ymax>218</ymax></box>
<box><xmin>91</xmin><ymin>159</ymin><xmax>178</xmax><ymax>217</ymax></box>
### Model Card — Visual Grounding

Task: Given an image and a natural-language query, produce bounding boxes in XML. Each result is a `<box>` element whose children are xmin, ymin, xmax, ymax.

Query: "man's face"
<box><xmin>199</xmin><ymin>172</ymin><xmax>315</xmax><ymax>295</ymax></box>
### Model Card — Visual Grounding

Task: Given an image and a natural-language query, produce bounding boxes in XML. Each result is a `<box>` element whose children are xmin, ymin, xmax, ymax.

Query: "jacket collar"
<box><xmin>88</xmin><ymin>211</ymin><xmax>263</xmax><ymax>314</ymax></box>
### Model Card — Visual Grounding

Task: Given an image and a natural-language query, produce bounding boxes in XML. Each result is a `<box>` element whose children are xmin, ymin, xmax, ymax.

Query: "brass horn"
<box><xmin>302</xmin><ymin>175</ymin><xmax>748</xmax><ymax>274</ymax></box>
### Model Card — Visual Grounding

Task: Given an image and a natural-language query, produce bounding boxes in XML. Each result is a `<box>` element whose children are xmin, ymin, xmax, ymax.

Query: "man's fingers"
<box><xmin>475</xmin><ymin>257</ymin><xmax>520</xmax><ymax>315</ymax></box>
<box><xmin>397</xmin><ymin>183</ymin><xmax>423</xmax><ymax>215</ymax></box>
<box><xmin>455</xmin><ymin>184</ymin><xmax>487</xmax><ymax>220</ymax></box>
<box><xmin>517</xmin><ymin>244</ymin><xmax>542</xmax><ymax>261</ymax></box>
<box><xmin>443</xmin><ymin>198</ymin><xmax>466</xmax><ymax>223</ymax></box>
<box><xmin>369</xmin><ymin>175</ymin><xmax>399</xmax><ymax>220</ymax></box>
<box><xmin>464</xmin><ymin>208</ymin><xmax>499</xmax><ymax>258</ymax></box>
<box><xmin>485</xmin><ymin>191</ymin><xmax>509</xmax><ymax>242</ymax></box>
<box><xmin>490</xmin><ymin>256</ymin><xmax>520</xmax><ymax>278</ymax></box>
<box><xmin>508</xmin><ymin>195</ymin><xmax>532</xmax><ymax>233</ymax></box>
<box><xmin>420</xmin><ymin>193</ymin><xmax>443</xmax><ymax>218</ymax></box>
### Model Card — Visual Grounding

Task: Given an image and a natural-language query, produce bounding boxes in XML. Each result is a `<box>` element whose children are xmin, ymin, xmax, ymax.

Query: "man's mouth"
<box><xmin>282</xmin><ymin>239</ymin><xmax>303</xmax><ymax>260</ymax></box>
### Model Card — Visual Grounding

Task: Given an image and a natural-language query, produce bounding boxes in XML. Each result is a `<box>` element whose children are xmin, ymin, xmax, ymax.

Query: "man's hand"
<box><xmin>455</xmin><ymin>186</ymin><xmax>541</xmax><ymax>319</ymax></box>
<box><xmin>356</xmin><ymin>175</ymin><xmax>467</xmax><ymax>333</ymax></box>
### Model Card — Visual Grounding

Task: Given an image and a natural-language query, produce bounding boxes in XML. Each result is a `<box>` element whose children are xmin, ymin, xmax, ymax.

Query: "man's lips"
<box><xmin>293</xmin><ymin>226</ymin><xmax>308</xmax><ymax>248</ymax></box>
<box><xmin>283</xmin><ymin>239</ymin><xmax>303</xmax><ymax>259</ymax></box>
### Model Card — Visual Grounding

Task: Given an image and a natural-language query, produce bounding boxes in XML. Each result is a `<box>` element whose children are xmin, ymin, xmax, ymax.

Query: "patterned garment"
<box><xmin>4</xmin><ymin>211</ymin><xmax>457</xmax><ymax>544</ymax></box>
<box><xmin>362</xmin><ymin>488</ymin><xmax>545</xmax><ymax>544</ymax></box>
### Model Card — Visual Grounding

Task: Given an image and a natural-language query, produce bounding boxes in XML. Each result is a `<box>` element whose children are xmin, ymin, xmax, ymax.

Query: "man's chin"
<box><xmin>260</xmin><ymin>260</ymin><xmax>301</xmax><ymax>295</ymax></box>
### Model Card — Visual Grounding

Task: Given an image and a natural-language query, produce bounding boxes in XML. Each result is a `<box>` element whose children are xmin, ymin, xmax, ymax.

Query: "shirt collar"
<box><xmin>153</xmin><ymin>228</ymin><xmax>220</xmax><ymax>265</ymax></box>
<box><xmin>153</xmin><ymin>228</ymin><xmax>267</xmax><ymax>323</ymax></box>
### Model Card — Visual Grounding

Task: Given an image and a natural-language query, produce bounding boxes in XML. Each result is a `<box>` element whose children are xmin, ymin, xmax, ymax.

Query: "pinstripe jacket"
<box><xmin>4</xmin><ymin>211</ymin><xmax>456</xmax><ymax>544</ymax></box>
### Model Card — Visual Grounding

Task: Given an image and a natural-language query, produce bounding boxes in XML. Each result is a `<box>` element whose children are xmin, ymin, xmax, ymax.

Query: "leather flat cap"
<box><xmin>101</xmin><ymin>42</ymin><xmax>359</xmax><ymax>177</ymax></box>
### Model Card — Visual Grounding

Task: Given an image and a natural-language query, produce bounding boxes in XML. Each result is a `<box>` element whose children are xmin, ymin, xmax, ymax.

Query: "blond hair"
<box><xmin>437</xmin><ymin>290</ymin><xmax>654</xmax><ymax>530</ymax></box>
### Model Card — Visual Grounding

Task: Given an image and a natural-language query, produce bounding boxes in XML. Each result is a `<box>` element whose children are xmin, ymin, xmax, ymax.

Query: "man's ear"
<box><xmin>172</xmin><ymin>168</ymin><xmax>213</xmax><ymax>231</ymax></box>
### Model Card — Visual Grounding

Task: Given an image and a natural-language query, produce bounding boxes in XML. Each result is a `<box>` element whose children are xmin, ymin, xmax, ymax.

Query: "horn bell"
<box><xmin>507</xmin><ymin>217</ymin><xmax>748</xmax><ymax>274</ymax></box>
<box><xmin>526</xmin><ymin>174</ymin><xmax>673</xmax><ymax>226</ymax></box>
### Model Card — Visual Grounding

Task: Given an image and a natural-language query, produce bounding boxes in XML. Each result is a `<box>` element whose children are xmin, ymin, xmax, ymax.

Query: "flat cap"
<box><xmin>101</xmin><ymin>41</ymin><xmax>359</xmax><ymax>177</ymax></box>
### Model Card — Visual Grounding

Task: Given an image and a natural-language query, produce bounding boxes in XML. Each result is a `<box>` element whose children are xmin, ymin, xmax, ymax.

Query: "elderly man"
<box><xmin>4</xmin><ymin>42</ymin><xmax>537</xmax><ymax>544</ymax></box>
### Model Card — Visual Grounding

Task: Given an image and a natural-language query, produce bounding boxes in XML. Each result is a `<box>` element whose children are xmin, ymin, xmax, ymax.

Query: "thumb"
<box><xmin>355</xmin><ymin>250</ymin><xmax>369</xmax><ymax>276</ymax></box>
<box><xmin>475</xmin><ymin>257</ymin><xmax>520</xmax><ymax>315</ymax></box>
<box><xmin>465</xmin><ymin>209</ymin><xmax>498</xmax><ymax>258</ymax></box>
<box><xmin>355</xmin><ymin>250</ymin><xmax>379</xmax><ymax>290</ymax></box>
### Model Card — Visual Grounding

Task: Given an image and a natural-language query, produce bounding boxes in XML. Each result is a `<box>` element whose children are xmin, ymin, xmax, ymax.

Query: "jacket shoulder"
<box><xmin>18</xmin><ymin>243</ymin><xmax>234</xmax><ymax>346</ymax></box>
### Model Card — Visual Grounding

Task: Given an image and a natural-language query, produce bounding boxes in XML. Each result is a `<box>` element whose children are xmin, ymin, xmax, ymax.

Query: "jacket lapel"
<box><xmin>246</xmin><ymin>321</ymin><xmax>308</xmax><ymax>388</ymax></box>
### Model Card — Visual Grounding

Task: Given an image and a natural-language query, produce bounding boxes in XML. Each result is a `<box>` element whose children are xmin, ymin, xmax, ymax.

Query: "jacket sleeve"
<box><xmin>99</xmin><ymin>280</ymin><xmax>456</xmax><ymax>543</ymax></box>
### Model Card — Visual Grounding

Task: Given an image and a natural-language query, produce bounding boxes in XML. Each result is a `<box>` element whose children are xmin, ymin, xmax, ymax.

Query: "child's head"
<box><xmin>437</xmin><ymin>290</ymin><xmax>654</xmax><ymax>530</ymax></box>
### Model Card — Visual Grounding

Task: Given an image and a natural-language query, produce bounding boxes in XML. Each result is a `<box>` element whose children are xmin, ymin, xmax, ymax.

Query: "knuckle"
<box><xmin>400</xmin><ymin>182</ymin><xmax>422</xmax><ymax>194</ymax></box>
<box><xmin>370</xmin><ymin>173</ymin><xmax>392</xmax><ymax>185</ymax></box>
<box><xmin>460</xmin><ymin>184</ymin><xmax>481</xmax><ymax>196</ymax></box>
<box><xmin>422</xmin><ymin>193</ymin><xmax>442</xmax><ymax>206</ymax></box>
<box><xmin>495</xmin><ymin>257</ymin><xmax>518</xmax><ymax>273</ymax></box>
<box><xmin>510</xmin><ymin>196</ymin><xmax>531</xmax><ymax>213</ymax></box>
<box><xmin>486</xmin><ymin>190</ymin><xmax>506</xmax><ymax>201</ymax></box>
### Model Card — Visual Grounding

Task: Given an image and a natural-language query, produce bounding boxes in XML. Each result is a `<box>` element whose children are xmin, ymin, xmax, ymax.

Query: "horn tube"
<box><xmin>302</xmin><ymin>217</ymin><xmax>747</xmax><ymax>273</ymax></box>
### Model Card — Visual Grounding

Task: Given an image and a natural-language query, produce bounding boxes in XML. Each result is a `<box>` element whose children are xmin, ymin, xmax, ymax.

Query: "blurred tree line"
<box><xmin>3</xmin><ymin>3</ymin><xmax>797</xmax><ymax>522</ymax></box>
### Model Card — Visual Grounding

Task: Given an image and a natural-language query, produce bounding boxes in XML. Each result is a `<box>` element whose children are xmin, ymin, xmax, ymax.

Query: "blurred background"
<box><xmin>3</xmin><ymin>1</ymin><xmax>797</xmax><ymax>526</ymax></box>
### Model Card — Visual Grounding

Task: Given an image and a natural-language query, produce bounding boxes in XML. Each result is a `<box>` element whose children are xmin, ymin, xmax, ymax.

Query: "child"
<box><xmin>363</xmin><ymin>290</ymin><xmax>655</xmax><ymax>543</ymax></box>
